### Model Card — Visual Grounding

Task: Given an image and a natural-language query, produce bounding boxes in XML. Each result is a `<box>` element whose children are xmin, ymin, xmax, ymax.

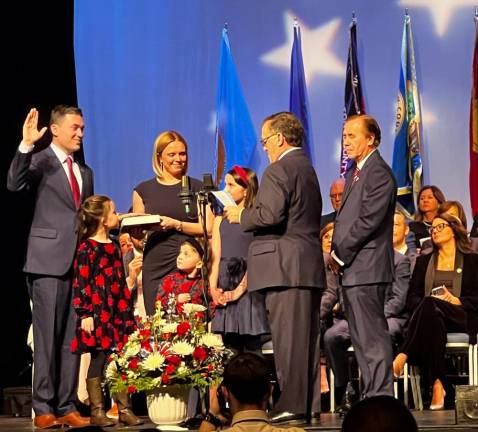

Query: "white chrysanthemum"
<box><xmin>105</xmin><ymin>361</ymin><xmax>117</xmax><ymax>380</ymax></box>
<box><xmin>123</xmin><ymin>342</ymin><xmax>141</xmax><ymax>359</ymax></box>
<box><xmin>201</xmin><ymin>333</ymin><xmax>224</xmax><ymax>349</ymax></box>
<box><xmin>161</xmin><ymin>322</ymin><xmax>178</xmax><ymax>333</ymax></box>
<box><xmin>177</xmin><ymin>364</ymin><xmax>190</xmax><ymax>375</ymax></box>
<box><xmin>183</xmin><ymin>303</ymin><xmax>207</xmax><ymax>314</ymax></box>
<box><xmin>142</xmin><ymin>353</ymin><xmax>165</xmax><ymax>371</ymax></box>
<box><xmin>171</xmin><ymin>341</ymin><xmax>195</xmax><ymax>356</ymax></box>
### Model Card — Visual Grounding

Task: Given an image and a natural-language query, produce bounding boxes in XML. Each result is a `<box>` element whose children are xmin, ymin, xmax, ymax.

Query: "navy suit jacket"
<box><xmin>8</xmin><ymin>146</ymin><xmax>94</xmax><ymax>276</ymax></box>
<box><xmin>241</xmin><ymin>148</ymin><xmax>325</xmax><ymax>291</ymax></box>
<box><xmin>332</xmin><ymin>150</ymin><xmax>396</xmax><ymax>286</ymax></box>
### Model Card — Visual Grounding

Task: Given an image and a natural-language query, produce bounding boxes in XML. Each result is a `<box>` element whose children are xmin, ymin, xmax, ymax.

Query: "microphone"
<box><xmin>178</xmin><ymin>175</ymin><xmax>193</xmax><ymax>215</ymax></box>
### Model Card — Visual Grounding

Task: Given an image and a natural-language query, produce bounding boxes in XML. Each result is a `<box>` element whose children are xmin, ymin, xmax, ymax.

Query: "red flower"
<box><xmin>118</xmin><ymin>299</ymin><xmax>129</xmax><ymax>312</ymax></box>
<box><xmin>95</xmin><ymin>274</ymin><xmax>105</xmax><ymax>287</ymax></box>
<box><xmin>121</xmin><ymin>374</ymin><xmax>127</xmax><ymax>381</ymax></box>
<box><xmin>193</xmin><ymin>347</ymin><xmax>207</xmax><ymax>362</ymax></box>
<box><xmin>99</xmin><ymin>257</ymin><xmax>108</xmax><ymax>268</ymax></box>
<box><xmin>95</xmin><ymin>327</ymin><xmax>103</xmax><ymax>337</ymax></box>
<box><xmin>73</xmin><ymin>297</ymin><xmax>81</xmax><ymax>307</ymax></box>
<box><xmin>104</xmin><ymin>267</ymin><xmax>113</xmax><ymax>277</ymax></box>
<box><xmin>141</xmin><ymin>340</ymin><xmax>152</xmax><ymax>352</ymax></box>
<box><xmin>104</xmin><ymin>243</ymin><xmax>115</xmax><ymax>254</ymax></box>
<box><xmin>127</xmin><ymin>385</ymin><xmax>137</xmax><ymax>394</ymax></box>
<box><xmin>167</xmin><ymin>355</ymin><xmax>181</xmax><ymax>366</ymax></box>
<box><xmin>107</xmin><ymin>295</ymin><xmax>114</xmax><ymax>306</ymax></box>
<box><xmin>128</xmin><ymin>358</ymin><xmax>139</xmax><ymax>370</ymax></box>
<box><xmin>111</xmin><ymin>282</ymin><xmax>120</xmax><ymax>295</ymax></box>
<box><xmin>162</xmin><ymin>374</ymin><xmax>170</xmax><ymax>384</ymax></box>
<box><xmin>79</xmin><ymin>265</ymin><xmax>89</xmax><ymax>278</ymax></box>
<box><xmin>85</xmin><ymin>284</ymin><xmax>92</xmax><ymax>296</ymax></box>
<box><xmin>70</xmin><ymin>338</ymin><xmax>78</xmax><ymax>352</ymax></box>
<box><xmin>166</xmin><ymin>363</ymin><xmax>176</xmax><ymax>374</ymax></box>
<box><xmin>92</xmin><ymin>293</ymin><xmax>101</xmax><ymax>305</ymax></box>
<box><xmin>101</xmin><ymin>336</ymin><xmax>112</xmax><ymax>349</ymax></box>
<box><xmin>176</xmin><ymin>321</ymin><xmax>191</xmax><ymax>336</ymax></box>
<box><xmin>139</xmin><ymin>329</ymin><xmax>151</xmax><ymax>339</ymax></box>
<box><xmin>100</xmin><ymin>310</ymin><xmax>110</xmax><ymax>323</ymax></box>
<box><xmin>208</xmin><ymin>364</ymin><xmax>214</xmax><ymax>371</ymax></box>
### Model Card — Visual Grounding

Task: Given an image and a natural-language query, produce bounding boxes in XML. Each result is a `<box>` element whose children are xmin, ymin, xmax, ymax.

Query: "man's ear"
<box><xmin>50</xmin><ymin>124</ymin><xmax>59</xmax><ymax>137</ymax></box>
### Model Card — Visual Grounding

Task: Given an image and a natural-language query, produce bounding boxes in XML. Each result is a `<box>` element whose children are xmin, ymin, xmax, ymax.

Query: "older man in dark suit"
<box><xmin>225</xmin><ymin>112</ymin><xmax>325</xmax><ymax>424</ymax></box>
<box><xmin>329</xmin><ymin>114</ymin><xmax>396</xmax><ymax>399</ymax></box>
<box><xmin>8</xmin><ymin>106</ymin><xmax>93</xmax><ymax>428</ymax></box>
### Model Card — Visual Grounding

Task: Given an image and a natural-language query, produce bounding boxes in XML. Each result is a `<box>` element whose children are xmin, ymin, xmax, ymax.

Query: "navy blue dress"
<box><xmin>211</xmin><ymin>219</ymin><xmax>269</xmax><ymax>335</ymax></box>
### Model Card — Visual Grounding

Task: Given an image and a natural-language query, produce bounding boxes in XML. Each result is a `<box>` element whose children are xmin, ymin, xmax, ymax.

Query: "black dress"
<box><xmin>211</xmin><ymin>219</ymin><xmax>269</xmax><ymax>338</ymax></box>
<box><xmin>134</xmin><ymin>177</ymin><xmax>202</xmax><ymax>315</ymax></box>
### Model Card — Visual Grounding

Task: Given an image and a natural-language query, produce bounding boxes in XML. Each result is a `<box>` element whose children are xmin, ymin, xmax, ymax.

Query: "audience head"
<box><xmin>343</xmin><ymin>115</ymin><xmax>381</xmax><ymax>164</ymax></box>
<box><xmin>225</xmin><ymin>166</ymin><xmax>258</xmax><ymax>209</ymax></box>
<box><xmin>439</xmin><ymin>200</ymin><xmax>467</xmax><ymax>230</ymax></box>
<box><xmin>49</xmin><ymin>105</ymin><xmax>84</xmax><ymax>155</ymax></box>
<box><xmin>152</xmin><ymin>130</ymin><xmax>188</xmax><ymax>180</ymax></box>
<box><xmin>341</xmin><ymin>395</ymin><xmax>417</xmax><ymax>432</ymax></box>
<box><xmin>261</xmin><ymin>112</ymin><xmax>304</xmax><ymax>162</ymax></box>
<box><xmin>430</xmin><ymin>212</ymin><xmax>474</xmax><ymax>254</ymax></box>
<box><xmin>320</xmin><ymin>222</ymin><xmax>334</xmax><ymax>254</ymax></box>
<box><xmin>78</xmin><ymin>195</ymin><xmax>118</xmax><ymax>241</ymax></box>
<box><xmin>119</xmin><ymin>232</ymin><xmax>134</xmax><ymax>255</ymax></box>
<box><xmin>393</xmin><ymin>210</ymin><xmax>410</xmax><ymax>251</ymax></box>
<box><xmin>221</xmin><ymin>352</ymin><xmax>272</xmax><ymax>411</ymax></box>
<box><xmin>415</xmin><ymin>185</ymin><xmax>445</xmax><ymax>222</ymax></box>
<box><xmin>176</xmin><ymin>238</ymin><xmax>204</xmax><ymax>274</ymax></box>
<box><xmin>329</xmin><ymin>178</ymin><xmax>346</xmax><ymax>212</ymax></box>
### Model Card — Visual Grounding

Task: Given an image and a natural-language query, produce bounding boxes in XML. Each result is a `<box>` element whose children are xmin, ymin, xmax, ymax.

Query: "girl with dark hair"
<box><xmin>393</xmin><ymin>213</ymin><xmax>478</xmax><ymax>410</ymax></box>
<box><xmin>71</xmin><ymin>195</ymin><xmax>141</xmax><ymax>426</ymax></box>
<box><xmin>209</xmin><ymin>166</ymin><xmax>269</xmax><ymax>353</ymax></box>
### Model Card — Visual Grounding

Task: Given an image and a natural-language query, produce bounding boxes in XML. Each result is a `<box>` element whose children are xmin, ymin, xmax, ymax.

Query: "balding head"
<box><xmin>329</xmin><ymin>178</ymin><xmax>346</xmax><ymax>211</ymax></box>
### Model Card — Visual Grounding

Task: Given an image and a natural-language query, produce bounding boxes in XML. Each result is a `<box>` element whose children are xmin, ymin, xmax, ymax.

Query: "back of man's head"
<box><xmin>222</xmin><ymin>353</ymin><xmax>271</xmax><ymax>405</ymax></box>
<box><xmin>341</xmin><ymin>396</ymin><xmax>417</xmax><ymax>432</ymax></box>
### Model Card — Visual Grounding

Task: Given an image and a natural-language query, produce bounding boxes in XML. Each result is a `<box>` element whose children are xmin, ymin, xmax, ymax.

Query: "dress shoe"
<box><xmin>57</xmin><ymin>411</ymin><xmax>90</xmax><ymax>427</ymax></box>
<box><xmin>33</xmin><ymin>414</ymin><xmax>62</xmax><ymax>429</ymax></box>
<box><xmin>270</xmin><ymin>412</ymin><xmax>306</xmax><ymax>425</ymax></box>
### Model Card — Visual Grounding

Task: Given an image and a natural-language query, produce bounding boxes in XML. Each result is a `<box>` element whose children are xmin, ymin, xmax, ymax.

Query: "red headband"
<box><xmin>232</xmin><ymin>165</ymin><xmax>249</xmax><ymax>186</ymax></box>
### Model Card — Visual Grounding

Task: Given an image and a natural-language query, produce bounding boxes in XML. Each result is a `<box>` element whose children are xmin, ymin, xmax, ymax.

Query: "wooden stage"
<box><xmin>0</xmin><ymin>411</ymin><xmax>476</xmax><ymax>431</ymax></box>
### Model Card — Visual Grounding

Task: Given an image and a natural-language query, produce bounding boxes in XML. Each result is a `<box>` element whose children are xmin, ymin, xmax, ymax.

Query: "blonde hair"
<box><xmin>152</xmin><ymin>130</ymin><xmax>188</xmax><ymax>178</ymax></box>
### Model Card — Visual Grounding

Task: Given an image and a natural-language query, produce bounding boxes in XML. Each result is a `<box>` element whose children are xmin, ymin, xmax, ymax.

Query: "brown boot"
<box><xmin>86</xmin><ymin>377</ymin><xmax>115</xmax><ymax>427</ymax></box>
<box><xmin>115</xmin><ymin>391</ymin><xmax>143</xmax><ymax>426</ymax></box>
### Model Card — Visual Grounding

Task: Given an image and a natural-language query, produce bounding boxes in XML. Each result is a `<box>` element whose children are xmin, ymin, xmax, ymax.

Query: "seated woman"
<box><xmin>393</xmin><ymin>213</ymin><xmax>478</xmax><ymax>410</ymax></box>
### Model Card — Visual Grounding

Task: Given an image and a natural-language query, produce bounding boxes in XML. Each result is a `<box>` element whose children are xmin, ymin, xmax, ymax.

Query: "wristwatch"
<box><xmin>203</xmin><ymin>412</ymin><xmax>223</xmax><ymax>428</ymax></box>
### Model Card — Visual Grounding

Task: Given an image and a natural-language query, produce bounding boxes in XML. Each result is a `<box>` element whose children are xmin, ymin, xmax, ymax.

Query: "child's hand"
<box><xmin>128</xmin><ymin>256</ymin><xmax>143</xmax><ymax>280</ymax></box>
<box><xmin>81</xmin><ymin>317</ymin><xmax>94</xmax><ymax>335</ymax></box>
<box><xmin>177</xmin><ymin>293</ymin><xmax>191</xmax><ymax>303</ymax></box>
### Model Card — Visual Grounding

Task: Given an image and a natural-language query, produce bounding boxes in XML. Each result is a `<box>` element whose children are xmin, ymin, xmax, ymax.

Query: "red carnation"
<box><xmin>166</xmin><ymin>363</ymin><xmax>176</xmax><ymax>374</ymax></box>
<box><xmin>100</xmin><ymin>310</ymin><xmax>111</xmax><ymax>323</ymax></box>
<box><xmin>167</xmin><ymin>355</ymin><xmax>181</xmax><ymax>366</ymax></box>
<box><xmin>193</xmin><ymin>347</ymin><xmax>207</xmax><ymax>362</ymax></box>
<box><xmin>176</xmin><ymin>321</ymin><xmax>191</xmax><ymax>336</ymax></box>
<box><xmin>141</xmin><ymin>340</ymin><xmax>152</xmax><ymax>352</ymax></box>
<box><xmin>121</xmin><ymin>374</ymin><xmax>127</xmax><ymax>381</ymax></box>
<box><xmin>162</xmin><ymin>374</ymin><xmax>170</xmax><ymax>384</ymax></box>
<box><xmin>128</xmin><ymin>358</ymin><xmax>139</xmax><ymax>370</ymax></box>
<box><xmin>127</xmin><ymin>385</ymin><xmax>137</xmax><ymax>394</ymax></box>
<box><xmin>79</xmin><ymin>265</ymin><xmax>89</xmax><ymax>278</ymax></box>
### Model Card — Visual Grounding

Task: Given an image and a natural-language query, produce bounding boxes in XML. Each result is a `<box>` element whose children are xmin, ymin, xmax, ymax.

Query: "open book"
<box><xmin>210</xmin><ymin>190</ymin><xmax>237</xmax><ymax>209</ymax></box>
<box><xmin>120</xmin><ymin>214</ymin><xmax>161</xmax><ymax>232</ymax></box>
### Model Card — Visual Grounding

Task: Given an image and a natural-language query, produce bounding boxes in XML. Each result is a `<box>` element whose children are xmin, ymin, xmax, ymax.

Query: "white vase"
<box><xmin>146</xmin><ymin>385</ymin><xmax>189</xmax><ymax>430</ymax></box>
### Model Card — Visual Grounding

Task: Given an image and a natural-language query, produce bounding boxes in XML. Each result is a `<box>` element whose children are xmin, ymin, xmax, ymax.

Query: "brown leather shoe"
<box><xmin>33</xmin><ymin>413</ymin><xmax>62</xmax><ymax>429</ymax></box>
<box><xmin>57</xmin><ymin>411</ymin><xmax>90</xmax><ymax>427</ymax></box>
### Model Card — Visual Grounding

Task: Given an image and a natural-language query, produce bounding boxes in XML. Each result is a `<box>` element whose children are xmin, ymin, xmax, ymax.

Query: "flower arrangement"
<box><xmin>105</xmin><ymin>296</ymin><xmax>233</xmax><ymax>395</ymax></box>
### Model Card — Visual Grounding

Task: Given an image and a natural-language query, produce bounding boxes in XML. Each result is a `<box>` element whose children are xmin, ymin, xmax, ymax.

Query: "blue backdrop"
<box><xmin>74</xmin><ymin>0</ymin><xmax>475</xmax><ymax>218</ymax></box>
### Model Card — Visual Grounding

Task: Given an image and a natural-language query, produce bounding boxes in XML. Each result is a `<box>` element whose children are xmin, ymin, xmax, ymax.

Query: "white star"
<box><xmin>398</xmin><ymin>0</ymin><xmax>476</xmax><ymax>37</ymax></box>
<box><xmin>260</xmin><ymin>11</ymin><xmax>345</xmax><ymax>83</ymax></box>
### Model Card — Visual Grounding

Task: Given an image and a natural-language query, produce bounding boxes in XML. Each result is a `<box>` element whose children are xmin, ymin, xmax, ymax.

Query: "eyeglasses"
<box><xmin>429</xmin><ymin>222</ymin><xmax>450</xmax><ymax>234</ymax></box>
<box><xmin>260</xmin><ymin>133</ymin><xmax>278</xmax><ymax>147</ymax></box>
<box><xmin>329</xmin><ymin>193</ymin><xmax>343</xmax><ymax>199</ymax></box>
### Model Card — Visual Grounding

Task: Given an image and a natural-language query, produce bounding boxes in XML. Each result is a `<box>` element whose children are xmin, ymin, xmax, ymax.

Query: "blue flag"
<box><xmin>289</xmin><ymin>24</ymin><xmax>313</xmax><ymax>160</ymax></box>
<box><xmin>214</xmin><ymin>27</ymin><xmax>257</xmax><ymax>185</ymax></box>
<box><xmin>392</xmin><ymin>12</ymin><xmax>423</xmax><ymax>216</ymax></box>
<box><xmin>341</xmin><ymin>17</ymin><xmax>366</xmax><ymax>175</ymax></box>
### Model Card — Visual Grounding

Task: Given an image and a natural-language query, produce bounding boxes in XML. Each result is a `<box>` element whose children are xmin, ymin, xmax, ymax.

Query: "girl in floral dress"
<box><xmin>71</xmin><ymin>195</ymin><xmax>141</xmax><ymax>427</ymax></box>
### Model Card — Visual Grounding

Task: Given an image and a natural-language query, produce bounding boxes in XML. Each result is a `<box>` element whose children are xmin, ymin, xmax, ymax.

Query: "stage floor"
<box><xmin>0</xmin><ymin>411</ymin><xmax>476</xmax><ymax>431</ymax></box>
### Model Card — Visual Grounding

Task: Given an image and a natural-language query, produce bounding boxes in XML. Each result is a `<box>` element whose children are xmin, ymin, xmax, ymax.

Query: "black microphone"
<box><xmin>178</xmin><ymin>175</ymin><xmax>193</xmax><ymax>215</ymax></box>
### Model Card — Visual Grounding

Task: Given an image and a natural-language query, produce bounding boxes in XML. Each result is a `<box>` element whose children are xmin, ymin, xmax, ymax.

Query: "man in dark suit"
<box><xmin>225</xmin><ymin>112</ymin><xmax>325</xmax><ymax>423</ymax></box>
<box><xmin>329</xmin><ymin>114</ymin><xmax>396</xmax><ymax>398</ymax></box>
<box><xmin>320</xmin><ymin>178</ymin><xmax>345</xmax><ymax>229</ymax></box>
<box><xmin>8</xmin><ymin>106</ymin><xmax>93</xmax><ymax>428</ymax></box>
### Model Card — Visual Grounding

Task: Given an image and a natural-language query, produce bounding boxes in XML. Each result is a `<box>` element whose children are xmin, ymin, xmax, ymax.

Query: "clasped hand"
<box><xmin>432</xmin><ymin>287</ymin><xmax>461</xmax><ymax>306</ymax></box>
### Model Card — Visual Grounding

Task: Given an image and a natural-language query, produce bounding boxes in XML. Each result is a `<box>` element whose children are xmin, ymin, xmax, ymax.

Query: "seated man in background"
<box><xmin>320</xmin><ymin>178</ymin><xmax>345</xmax><ymax>229</ymax></box>
<box><xmin>324</xmin><ymin>210</ymin><xmax>412</xmax><ymax>415</ymax></box>
<box><xmin>199</xmin><ymin>353</ymin><xmax>306</xmax><ymax>432</ymax></box>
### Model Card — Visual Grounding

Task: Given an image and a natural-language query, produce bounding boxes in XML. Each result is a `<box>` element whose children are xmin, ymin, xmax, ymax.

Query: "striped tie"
<box><xmin>352</xmin><ymin>166</ymin><xmax>360</xmax><ymax>184</ymax></box>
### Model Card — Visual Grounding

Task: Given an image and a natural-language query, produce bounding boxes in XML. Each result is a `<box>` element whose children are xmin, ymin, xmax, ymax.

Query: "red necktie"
<box><xmin>66</xmin><ymin>156</ymin><xmax>81</xmax><ymax>209</ymax></box>
<box><xmin>352</xmin><ymin>166</ymin><xmax>360</xmax><ymax>183</ymax></box>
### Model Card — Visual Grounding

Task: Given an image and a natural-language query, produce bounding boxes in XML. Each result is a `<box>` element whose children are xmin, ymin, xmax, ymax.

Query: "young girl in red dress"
<box><xmin>71</xmin><ymin>195</ymin><xmax>142</xmax><ymax>427</ymax></box>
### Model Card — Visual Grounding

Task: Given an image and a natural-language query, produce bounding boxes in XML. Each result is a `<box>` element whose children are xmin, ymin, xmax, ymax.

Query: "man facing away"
<box><xmin>8</xmin><ymin>106</ymin><xmax>94</xmax><ymax>428</ymax></box>
<box><xmin>329</xmin><ymin>114</ymin><xmax>397</xmax><ymax>399</ymax></box>
<box><xmin>225</xmin><ymin>112</ymin><xmax>325</xmax><ymax>423</ymax></box>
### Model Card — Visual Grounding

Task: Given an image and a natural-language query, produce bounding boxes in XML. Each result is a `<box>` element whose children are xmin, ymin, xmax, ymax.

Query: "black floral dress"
<box><xmin>71</xmin><ymin>239</ymin><xmax>136</xmax><ymax>353</ymax></box>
